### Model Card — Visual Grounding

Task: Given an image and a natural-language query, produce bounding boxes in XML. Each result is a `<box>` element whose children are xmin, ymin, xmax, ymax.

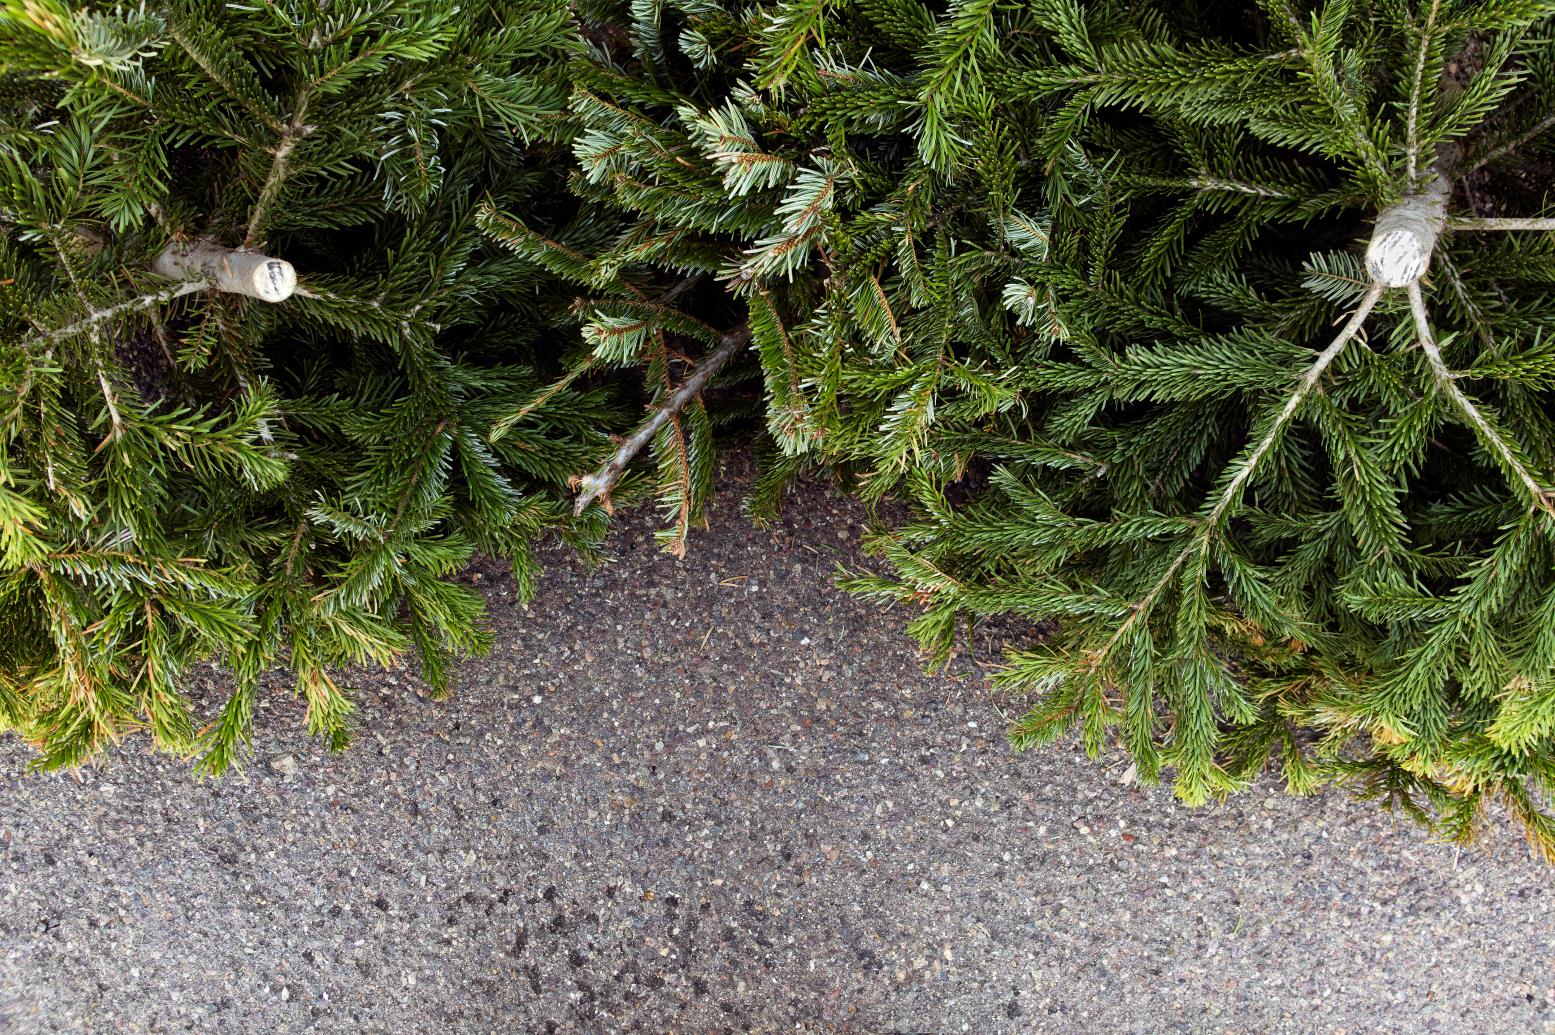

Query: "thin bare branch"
<box><xmin>1404</xmin><ymin>1</ymin><xmax>1440</xmax><ymax>185</ymax></box>
<box><xmin>490</xmin><ymin>360</ymin><xmax>598</xmax><ymax>441</ymax></box>
<box><xmin>94</xmin><ymin>364</ymin><xmax>123</xmax><ymax>439</ymax></box>
<box><xmin>1466</xmin><ymin>110</ymin><xmax>1555</xmax><ymax>175</ymax></box>
<box><xmin>572</xmin><ymin>327</ymin><xmax>750</xmax><ymax>515</ymax></box>
<box><xmin>244</xmin><ymin>91</ymin><xmax>313</xmax><ymax>248</ymax></box>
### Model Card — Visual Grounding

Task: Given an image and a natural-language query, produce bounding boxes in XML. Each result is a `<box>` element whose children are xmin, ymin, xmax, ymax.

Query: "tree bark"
<box><xmin>1365</xmin><ymin>175</ymin><xmax>1448</xmax><ymax>287</ymax></box>
<box><xmin>153</xmin><ymin>240</ymin><xmax>296</xmax><ymax>302</ymax></box>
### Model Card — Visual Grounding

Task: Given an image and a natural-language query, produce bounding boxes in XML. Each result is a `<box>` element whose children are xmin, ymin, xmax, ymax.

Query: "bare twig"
<box><xmin>1208</xmin><ymin>285</ymin><xmax>1386</xmax><ymax>525</ymax></box>
<box><xmin>1465</xmin><ymin>110</ymin><xmax>1555</xmax><ymax>175</ymax></box>
<box><xmin>1187</xmin><ymin>175</ymin><xmax>1291</xmax><ymax>199</ymax></box>
<box><xmin>245</xmin><ymin>91</ymin><xmax>312</xmax><ymax>248</ymax></box>
<box><xmin>93</xmin><ymin>363</ymin><xmax>123</xmax><ymax>439</ymax></box>
<box><xmin>495</xmin><ymin>281</ymin><xmax>706</xmax><ymax>441</ymax></box>
<box><xmin>572</xmin><ymin>326</ymin><xmax>750</xmax><ymax>515</ymax></box>
<box><xmin>649</xmin><ymin>274</ymin><xmax>703</xmax><ymax>310</ymax></box>
<box><xmin>245</xmin><ymin>133</ymin><xmax>301</xmax><ymax>248</ymax></box>
<box><xmin>491</xmin><ymin>360</ymin><xmax>598</xmax><ymax>441</ymax></box>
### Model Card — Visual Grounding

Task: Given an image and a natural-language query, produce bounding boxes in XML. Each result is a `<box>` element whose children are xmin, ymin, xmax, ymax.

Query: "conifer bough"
<box><xmin>792</xmin><ymin>0</ymin><xmax>1555</xmax><ymax>859</ymax></box>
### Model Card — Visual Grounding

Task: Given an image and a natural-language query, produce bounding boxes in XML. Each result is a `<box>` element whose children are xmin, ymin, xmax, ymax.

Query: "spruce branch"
<box><xmin>1275</xmin><ymin>1</ymin><xmax>1390</xmax><ymax>179</ymax></box>
<box><xmin>167</xmin><ymin>18</ymin><xmax>283</xmax><ymax>134</ymax></box>
<box><xmin>1406</xmin><ymin>281</ymin><xmax>1555</xmax><ymax>513</ymax></box>
<box><xmin>27</xmin><ymin>281</ymin><xmax>210</xmax><ymax>346</ymax></box>
<box><xmin>572</xmin><ymin>326</ymin><xmax>750</xmax><ymax>515</ymax></box>
<box><xmin>1092</xmin><ymin>283</ymin><xmax>1385</xmax><ymax>666</ymax></box>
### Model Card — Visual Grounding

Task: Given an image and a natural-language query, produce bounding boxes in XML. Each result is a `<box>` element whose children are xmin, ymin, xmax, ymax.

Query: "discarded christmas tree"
<box><xmin>830</xmin><ymin>1</ymin><xmax>1555</xmax><ymax>856</ymax></box>
<box><xmin>0</xmin><ymin>1</ymin><xmax>615</xmax><ymax>769</ymax></box>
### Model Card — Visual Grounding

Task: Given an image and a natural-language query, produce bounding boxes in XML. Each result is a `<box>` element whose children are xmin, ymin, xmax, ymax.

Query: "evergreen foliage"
<box><xmin>7</xmin><ymin>0</ymin><xmax>1555</xmax><ymax>858</ymax></box>
<box><xmin>0</xmin><ymin>0</ymin><xmax>613</xmax><ymax>770</ymax></box>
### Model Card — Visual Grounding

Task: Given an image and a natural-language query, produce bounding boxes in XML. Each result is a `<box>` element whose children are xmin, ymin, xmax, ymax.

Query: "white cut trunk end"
<box><xmin>1365</xmin><ymin>178</ymin><xmax>1447</xmax><ymax>288</ymax></box>
<box><xmin>153</xmin><ymin>240</ymin><xmax>296</xmax><ymax>302</ymax></box>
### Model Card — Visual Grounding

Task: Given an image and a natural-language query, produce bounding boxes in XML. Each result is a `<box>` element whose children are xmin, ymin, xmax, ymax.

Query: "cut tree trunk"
<box><xmin>153</xmin><ymin>240</ymin><xmax>296</xmax><ymax>302</ymax></box>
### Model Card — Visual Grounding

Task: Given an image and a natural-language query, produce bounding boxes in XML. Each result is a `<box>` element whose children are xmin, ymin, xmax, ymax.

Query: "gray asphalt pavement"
<box><xmin>2</xmin><ymin>464</ymin><xmax>1551</xmax><ymax>1033</ymax></box>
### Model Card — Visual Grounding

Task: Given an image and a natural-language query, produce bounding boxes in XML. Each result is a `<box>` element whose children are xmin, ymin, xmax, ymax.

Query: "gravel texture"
<box><xmin>2</xmin><ymin>463</ymin><xmax>1553</xmax><ymax>1034</ymax></box>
